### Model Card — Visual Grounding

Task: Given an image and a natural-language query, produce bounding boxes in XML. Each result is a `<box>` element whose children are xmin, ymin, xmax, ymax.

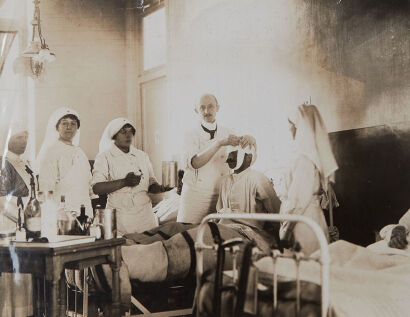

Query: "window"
<box><xmin>0</xmin><ymin>31</ymin><xmax>17</xmax><ymax>76</ymax></box>
<box><xmin>142</xmin><ymin>7</ymin><xmax>166</xmax><ymax>71</ymax></box>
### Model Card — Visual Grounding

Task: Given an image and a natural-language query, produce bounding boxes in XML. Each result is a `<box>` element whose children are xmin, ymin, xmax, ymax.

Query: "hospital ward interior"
<box><xmin>0</xmin><ymin>0</ymin><xmax>409</xmax><ymax>316</ymax></box>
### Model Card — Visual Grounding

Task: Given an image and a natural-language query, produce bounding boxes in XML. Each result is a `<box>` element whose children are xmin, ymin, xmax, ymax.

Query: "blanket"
<box><xmin>255</xmin><ymin>240</ymin><xmax>410</xmax><ymax>317</ymax></box>
<box><xmin>367</xmin><ymin>239</ymin><xmax>410</xmax><ymax>257</ymax></box>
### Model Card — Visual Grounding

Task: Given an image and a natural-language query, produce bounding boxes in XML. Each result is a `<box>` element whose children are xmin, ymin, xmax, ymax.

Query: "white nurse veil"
<box><xmin>35</xmin><ymin>107</ymin><xmax>81</xmax><ymax>172</ymax></box>
<box><xmin>98</xmin><ymin>117</ymin><xmax>134</xmax><ymax>155</ymax></box>
<box><xmin>288</xmin><ymin>104</ymin><xmax>338</xmax><ymax>190</ymax></box>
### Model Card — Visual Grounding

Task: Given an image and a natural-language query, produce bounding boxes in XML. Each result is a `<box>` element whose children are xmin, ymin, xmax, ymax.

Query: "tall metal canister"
<box><xmin>162</xmin><ymin>161</ymin><xmax>178</xmax><ymax>188</ymax></box>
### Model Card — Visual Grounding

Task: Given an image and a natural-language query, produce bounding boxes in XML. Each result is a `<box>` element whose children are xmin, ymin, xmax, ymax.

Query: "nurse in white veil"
<box><xmin>280</xmin><ymin>104</ymin><xmax>338</xmax><ymax>255</ymax></box>
<box><xmin>92</xmin><ymin>118</ymin><xmax>170</xmax><ymax>234</ymax></box>
<box><xmin>37</xmin><ymin>107</ymin><xmax>93</xmax><ymax>216</ymax></box>
<box><xmin>0</xmin><ymin>121</ymin><xmax>33</xmax><ymax>317</ymax></box>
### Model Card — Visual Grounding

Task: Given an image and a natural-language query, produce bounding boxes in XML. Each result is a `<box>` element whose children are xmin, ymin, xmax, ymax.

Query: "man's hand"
<box><xmin>219</xmin><ymin>134</ymin><xmax>241</xmax><ymax>147</ymax></box>
<box><xmin>239</xmin><ymin>135</ymin><xmax>256</xmax><ymax>148</ymax></box>
<box><xmin>388</xmin><ymin>225</ymin><xmax>408</xmax><ymax>249</ymax></box>
<box><xmin>123</xmin><ymin>172</ymin><xmax>141</xmax><ymax>187</ymax></box>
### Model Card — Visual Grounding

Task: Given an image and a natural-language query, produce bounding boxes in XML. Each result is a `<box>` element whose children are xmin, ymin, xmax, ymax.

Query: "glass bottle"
<box><xmin>15</xmin><ymin>199</ymin><xmax>26</xmax><ymax>241</ymax></box>
<box><xmin>76</xmin><ymin>204</ymin><xmax>89</xmax><ymax>234</ymax></box>
<box><xmin>24</xmin><ymin>177</ymin><xmax>41</xmax><ymax>239</ymax></box>
<box><xmin>41</xmin><ymin>191</ymin><xmax>58</xmax><ymax>242</ymax></box>
<box><xmin>57</xmin><ymin>195</ymin><xmax>67</xmax><ymax>235</ymax></box>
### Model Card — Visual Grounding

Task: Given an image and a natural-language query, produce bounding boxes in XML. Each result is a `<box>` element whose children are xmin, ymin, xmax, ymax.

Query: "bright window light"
<box><xmin>143</xmin><ymin>7</ymin><xmax>166</xmax><ymax>71</ymax></box>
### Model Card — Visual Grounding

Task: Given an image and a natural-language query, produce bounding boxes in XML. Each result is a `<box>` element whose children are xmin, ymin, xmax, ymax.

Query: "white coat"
<box><xmin>177</xmin><ymin>123</ymin><xmax>232</xmax><ymax>224</ymax></box>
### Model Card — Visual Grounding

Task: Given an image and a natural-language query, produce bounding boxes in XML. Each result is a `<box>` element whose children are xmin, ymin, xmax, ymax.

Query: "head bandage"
<box><xmin>226</xmin><ymin>145</ymin><xmax>256</xmax><ymax>170</ymax></box>
<box><xmin>98</xmin><ymin>117</ymin><xmax>135</xmax><ymax>155</ymax></box>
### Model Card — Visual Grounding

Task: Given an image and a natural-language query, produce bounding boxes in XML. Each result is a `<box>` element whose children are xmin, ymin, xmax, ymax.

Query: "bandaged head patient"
<box><xmin>225</xmin><ymin>145</ymin><xmax>256</xmax><ymax>174</ymax></box>
<box><xmin>96</xmin><ymin>142</ymin><xmax>281</xmax><ymax>309</ymax></box>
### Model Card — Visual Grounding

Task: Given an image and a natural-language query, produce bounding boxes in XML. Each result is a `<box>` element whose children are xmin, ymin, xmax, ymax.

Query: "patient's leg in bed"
<box><xmin>124</xmin><ymin>222</ymin><xmax>196</xmax><ymax>244</ymax></box>
<box><xmin>121</xmin><ymin>224</ymin><xmax>245</xmax><ymax>282</ymax></box>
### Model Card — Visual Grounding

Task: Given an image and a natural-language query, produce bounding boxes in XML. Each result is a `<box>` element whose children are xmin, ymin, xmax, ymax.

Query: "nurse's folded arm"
<box><xmin>92</xmin><ymin>172</ymin><xmax>141</xmax><ymax>195</ymax></box>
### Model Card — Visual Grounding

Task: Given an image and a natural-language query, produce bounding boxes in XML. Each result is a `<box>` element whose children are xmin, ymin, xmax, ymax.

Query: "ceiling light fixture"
<box><xmin>22</xmin><ymin>0</ymin><xmax>55</xmax><ymax>77</ymax></box>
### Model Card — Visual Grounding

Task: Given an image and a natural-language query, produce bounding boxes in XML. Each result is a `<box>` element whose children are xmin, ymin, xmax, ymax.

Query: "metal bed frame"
<box><xmin>195</xmin><ymin>213</ymin><xmax>331</xmax><ymax>317</ymax></box>
<box><xmin>65</xmin><ymin>213</ymin><xmax>329</xmax><ymax>316</ymax></box>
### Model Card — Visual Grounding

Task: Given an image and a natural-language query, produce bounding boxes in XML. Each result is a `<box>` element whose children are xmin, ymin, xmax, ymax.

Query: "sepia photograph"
<box><xmin>0</xmin><ymin>0</ymin><xmax>409</xmax><ymax>316</ymax></box>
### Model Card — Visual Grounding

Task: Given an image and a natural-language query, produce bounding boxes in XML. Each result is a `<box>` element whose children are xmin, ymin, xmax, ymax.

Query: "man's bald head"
<box><xmin>196</xmin><ymin>94</ymin><xmax>220</xmax><ymax>123</ymax></box>
<box><xmin>199</xmin><ymin>94</ymin><xmax>218</xmax><ymax>106</ymax></box>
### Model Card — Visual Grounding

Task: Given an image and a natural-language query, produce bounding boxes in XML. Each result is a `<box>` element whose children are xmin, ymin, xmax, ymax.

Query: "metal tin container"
<box><xmin>94</xmin><ymin>208</ymin><xmax>117</xmax><ymax>239</ymax></box>
<box><xmin>162</xmin><ymin>161</ymin><xmax>178</xmax><ymax>188</ymax></box>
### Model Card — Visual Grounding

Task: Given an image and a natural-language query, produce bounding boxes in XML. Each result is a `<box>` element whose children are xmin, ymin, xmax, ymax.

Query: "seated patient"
<box><xmin>380</xmin><ymin>208</ymin><xmax>410</xmax><ymax>249</ymax></box>
<box><xmin>100</xmin><ymin>144</ymin><xmax>281</xmax><ymax>305</ymax></box>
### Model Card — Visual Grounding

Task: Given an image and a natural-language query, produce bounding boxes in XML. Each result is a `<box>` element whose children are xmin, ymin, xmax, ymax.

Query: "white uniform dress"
<box><xmin>39</xmin><ymin>140</ymin><xmax>93</xmax><ymax>217</ymax></box>
<box><xmin>280</xmin><ymin>155</ymin><xmax>329</xmax><ymax>255</ymax></box>
<box><xmin>92</xmin><ymin>144</ymin><xmax>158</xmax><ymax>234</ymax></box>
<box><xmin>177</xmin><ymin>123</ymin><xmax>232</xmax><ymax>224</ymax></box>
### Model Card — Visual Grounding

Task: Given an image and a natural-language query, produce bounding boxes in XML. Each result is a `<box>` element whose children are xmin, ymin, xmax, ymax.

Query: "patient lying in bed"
<box><xmin>98</xmin><ymin>145</ymin><xmax>281</xmax><ymax>306</ymax></box>
<box><xmin>255</xmin><ymin>240</ymin><xmax>410</xmax><ymax>317</ymax></box>
<box><xmin>379</xmin><ymin>208</ymin><xmax>410</xmax><ymax>249</ymax></box>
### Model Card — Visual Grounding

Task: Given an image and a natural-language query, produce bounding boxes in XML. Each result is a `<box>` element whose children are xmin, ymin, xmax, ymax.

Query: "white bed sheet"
<box><xmin>255</xmin><ymin>240</ymin><xmax>410</xmax><ymax>317</ymax></box>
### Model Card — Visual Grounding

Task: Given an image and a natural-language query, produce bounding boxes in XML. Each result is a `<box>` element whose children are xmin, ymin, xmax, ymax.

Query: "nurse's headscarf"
<box><xmin>1</xmin><ymin>121</ymin><xmax>27</xmax><ymax>155</ymax></box>
<box><xmin>226</xmin><ymin>145</ymin><xmax>256</xmax><ymax>171</ymax></box>
<box><xmin>98</xmin><ymin>117</ymin><xmax>135</xmax><ymax>155</ymax></box>
<box><xmin>36</xmin><ymin>107</ymin><xmax>81</xmax><ymax>170</ymax></box>
<box><xmin>288</xmin><ymin>104</ymin><xmax>338</xmax><ymax>190</ymax></box>
<box><xmin>1</xmin><ymin>121</ymin><xmax>28</xmax><ymax>170</ymax></box>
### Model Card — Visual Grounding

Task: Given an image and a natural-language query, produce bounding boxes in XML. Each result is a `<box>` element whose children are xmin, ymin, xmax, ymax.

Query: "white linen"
<box><xmin>39</xmin><ymin>140</ymin><xmax>93</xmax><ymax>217</ymax></box>
<box><xmin>255</xmin><ymin>240</ymin><xmax>410</xmax><ymax>317</ymax></box>
<box><xmin>367</xmin><ymin>235</ymin><xmax>410</xmax><ymax>257</ymax></box>
<box><xmin>379</xmin><ymin>208</ymin><xmax>410</xmax><ymax>242</ymax></box>
<box><xmin>92</xmin><ymin>144</ymin><xmax>158</xmax><ymax>234</ymax></box>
